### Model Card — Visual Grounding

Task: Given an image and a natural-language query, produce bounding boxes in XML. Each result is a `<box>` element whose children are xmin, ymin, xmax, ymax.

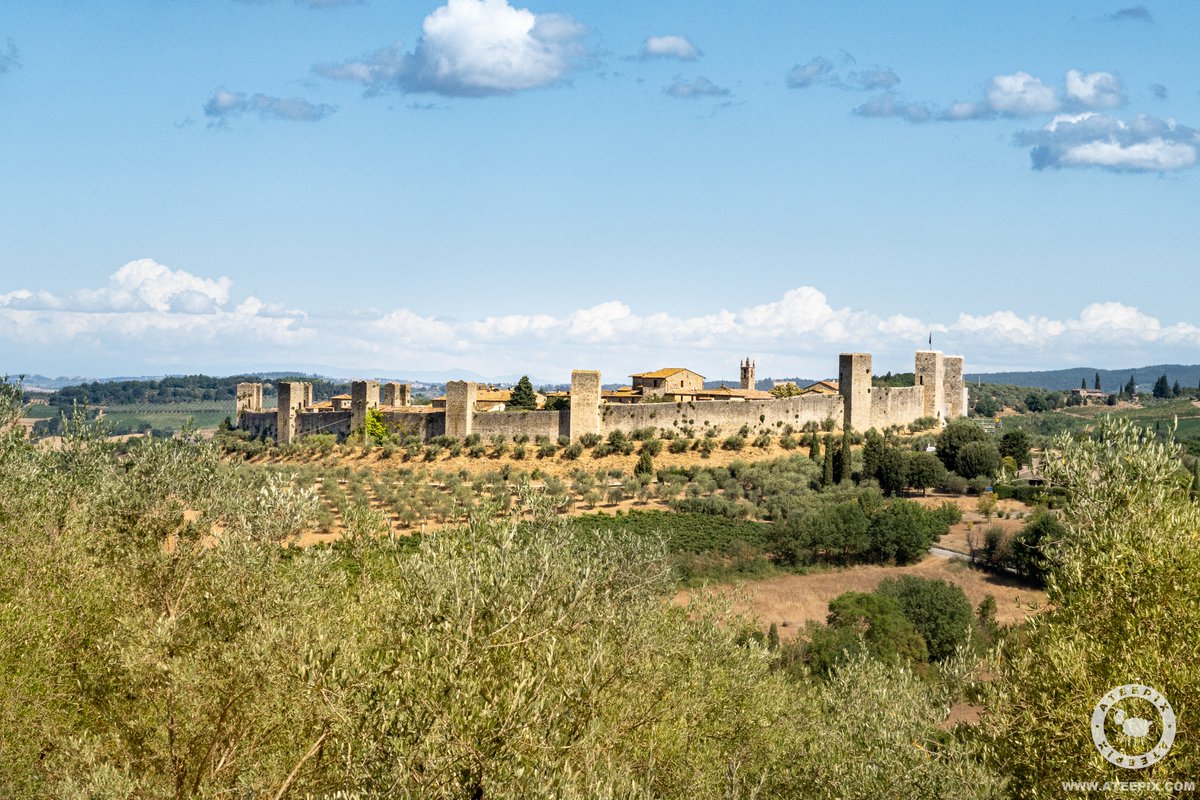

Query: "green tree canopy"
<box><xmin>955</xmin><ymin>440</ymin><xmax>1001</xmax><ymax>480</ymax></box>
<box><xmin>875</xmin><ymin>576</ymin><xmax>973</xmax><ymax>662</ymax></box>
<box><xmin>935</xmin><ymin>418</ymin><xmax>988</xmax><ymax>473</ymax></box>
<box><xmin>507</xmin><ymin>376</ymin><xmax>539</xmax><ymax>410</ymax></box>
<box><xmin>906</xmin><ymin>451</ymin><xmax>946</xmax><ymax>496</ymax></box>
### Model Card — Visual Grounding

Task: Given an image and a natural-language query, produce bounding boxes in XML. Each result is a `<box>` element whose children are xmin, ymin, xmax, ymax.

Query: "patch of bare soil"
<box><xmin>674</xmin><ymin>554</ymin><xmax>1046</xmax><ymax>641</ymax></box>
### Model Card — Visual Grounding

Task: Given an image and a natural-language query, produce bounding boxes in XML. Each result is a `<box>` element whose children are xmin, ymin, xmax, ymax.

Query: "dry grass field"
<box><xmin>676</xmin><ymin>554</ymin><xmax>1046</xmax><ymax>641</ymax></box>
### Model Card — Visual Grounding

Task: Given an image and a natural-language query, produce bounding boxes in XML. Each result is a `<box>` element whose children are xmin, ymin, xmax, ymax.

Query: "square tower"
<box><xmin>838</xmin><ymin>353</ymin><xmax>872</xmax><ymax>432</ymax></box>
<box><xmin>382</xmin><ymin>382</ymin><xmax>411</xmax><ymax>407</ymax></box>
<box><xmin>445</xmin><ymin>381</ymin><xmax>477</xmax><ymax>440</ymax></box>
<box><xmin>236</xmin><ymin>382</ymin><xmax>263</xmax><ymax>416</ymax></box>
<box><xmin>351</xmin><ymin>380</ymin><xmax>381</xmax><ymax>435</ymax></box>
<box><xmin>569</xmin><ymin>370</ymin><xmax>601</xmax><ymax>441</ymax></box>
<box><xmin>276</xmin><ymin>381</ymin><xmax>306</xmax><ymax>445</ymax></box>
<box><xmin>915</xmin><ymin>351</ymin><xmax>946</xmax><ymax>420</ymax></box>
<box><xmin>943</xmin><ymin>356</ymin><xmax>965</xmax><ymax>419</ymax></box>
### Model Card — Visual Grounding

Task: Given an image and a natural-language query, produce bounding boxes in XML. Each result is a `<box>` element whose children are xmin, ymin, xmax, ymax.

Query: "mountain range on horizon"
<box><xmin>15</xmin><ymin>363</ymin><xmax>1200</xmax><ymax>394</ymax></box>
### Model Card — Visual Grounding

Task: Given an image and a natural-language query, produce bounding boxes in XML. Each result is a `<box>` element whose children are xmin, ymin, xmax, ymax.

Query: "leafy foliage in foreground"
<box><xmin>984</xmin><ymin>419</ymin><xmax>1200</xmax><ymax>791</ymax></box>
<box><xmin>0</xmin><ymin>381</ymin><xmax>1002</xmax><ymax>799</ymax></box>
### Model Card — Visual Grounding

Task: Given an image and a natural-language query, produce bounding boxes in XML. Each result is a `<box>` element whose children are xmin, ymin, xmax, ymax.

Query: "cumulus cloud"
<box><xmin>8</xmin><ymin>262</ymin><xmax>1200</xmax><ymax>378</ymax></box>
<box><xmin>857</xmin><ymin>69</ymin><xmax>1130</xmax><ymax>124</ymax></box>
<box><xmin>985</xmin><ymin>71</ymin><xmax>1060</xmax><ymax>115</ymax></box>
<box><xmin>1015</xmin><ymin>112</ymin><xmax>1199</xmax><ymax>172</ymax></box>
<box><xmin>315</xmin><ymin>0</ymin><xmax>586</xmax><ymax>97</ymax></box>
<box><xmin>665</xmin><ymin>76</ymin><xmax>729</xmax><ymax>98</ymax></box>
<box><xmin>0</xmin><ymin>38</ymin><xmax>20</xmax><ymax>73</ymax></box>
<box><xmin>1064</xmin><ymin>69</ymin><xmax>1125</xmax><ymax>109</ymax></box>
<box><xmin>638</xmin><ymin>35</ymin><xmax>699</xmax><ymax>61</ymax></box>
<box><xmin>1106</xmin><ymin>5</ymin><xmax>1154</xmax><ymax>22</ymax></box>
<box><xmin>203</xmin><ymin>87</ymin><xmax>336</xmax><ymax>123</ymax></box>
<box><xmin>786</xmin><ymin>55</ymin><xmax>898</xmax><ymax>91</ymax></box>
<box><xmin>1151</xmin><ymin>83</ymin><xmax>1168</xmax><ymax>99</ymax></box>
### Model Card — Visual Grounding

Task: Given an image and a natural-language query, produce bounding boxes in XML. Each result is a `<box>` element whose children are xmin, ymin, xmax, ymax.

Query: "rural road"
<box><xmin>929</xmin><ymin>546</ymin><xmax>972</xmax><ymax>563</ymax></box>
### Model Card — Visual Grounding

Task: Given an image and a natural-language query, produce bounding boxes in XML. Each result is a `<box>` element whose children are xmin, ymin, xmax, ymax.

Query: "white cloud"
<box><xmin>1016</xmin><ymin>112</ymin><xmax>1199</xmax><ymax>172</ymax></box>
<box><xmin>6</xmin><ymin>261</ymin><xmax>1200</xmax><ymax>378</ymax></box>
<box><xmin>1065</xmin><ymin>69</ymin><xmax>1125</xmax><ymax>109</ymax></box>
<box><xmin>640</xmin><ymin>35</ymin><xmax>699</xmax><ymax>61</ymax></box>
<box><xmin>985</xmin><ymin>72</ymin><xmax>1060</xmax><ymax>116</ymax></box>
<box><xmin>315</xmin><ymin>0</ymin><xmax>585</xmax><ymax>97</ymax></box>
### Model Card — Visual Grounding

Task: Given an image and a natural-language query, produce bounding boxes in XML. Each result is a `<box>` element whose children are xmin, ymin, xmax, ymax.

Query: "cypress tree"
<box><xmin>839</xmin><ymin>427</ymin><xmax>853</xmax><ymax>484</ymax></box>
<box><xmin>1153</xmin><ymin>374</ymin><xmax>1170</xmax><ymax>399</ymax></box>
<box><xmin>821</xmin><ymin>434</ymin><xmax>834</xmax><ymax>487</ymax></box>
<box><xmin>634</xmin><ymin>450</ymin><xmax>654</xmax><ymax>477</ymax></box>
<box><xmin>1192</xmin><ymin>460</ymin><xmax>1200</xmax><ymax>502</ymax></box>
<box><xmin>1094</xmin><ymin>372</ymin><xmax>1102</xmax><ymax>391</ymax></box>
<box><xmin>809</xmin><ymin>432</ymin><xmax>821</xmax><ymax>462</ymax></box>
<box><xmin>767</xmin><ymin>622</ymin><xmax>780</xmax><ymax>651</ymax></box>
<box><xmin>1081</xmin><ymin>378</ymin><xmax>1087</xmax><ymax>390</ymax></box>
<box><xmin>1173</xmin><ymin>380</ymin><xmax>1182</xmax><ymax>397</ymax></box>
<box><xmin>508</xmin><ymin>375</ymin><xmax>538</xmax><ymax>410</ymax></box>
<box><xmin>862</xmin><ymin>429</ymin><xmax>885</xmax><ymax>480</ymax></box>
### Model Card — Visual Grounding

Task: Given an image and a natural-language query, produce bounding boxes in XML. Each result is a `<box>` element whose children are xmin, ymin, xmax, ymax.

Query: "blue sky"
<box><xmin>2</xmin><ymin>0</ymin><xmax>1199</xmax><ymax>381</ymax></box>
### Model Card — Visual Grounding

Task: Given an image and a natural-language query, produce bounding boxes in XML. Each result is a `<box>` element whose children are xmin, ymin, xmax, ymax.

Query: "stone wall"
<box><xmin>473</xmin><ymin>410</ymin><xmax>568</xmax><ymax>440</ymax></box>
<box><xmin>239</xmin><ymin>410</ymin><xmax>277</xmax><ymax>440</ymax></box>
<box><xmin>296</xmin><ymin>411</ymin><xmax>352</xmax><ymax>439</ymax></box>
<box><xmin>380</xmin><ymin>410</ymin><xmax>445</xmax><ymax>439</ymax></box>
<box><xmin>600</xmin><ymin>393</ymin><xmax>844</xmax><ymax>437</ymax></box>
<box><xmin>868</xmin><ymin>385</ymin><xmax>926</xmax><ymax>430</ymax></box>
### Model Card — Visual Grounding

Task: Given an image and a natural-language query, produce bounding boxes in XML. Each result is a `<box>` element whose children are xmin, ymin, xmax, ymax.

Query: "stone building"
<box><xmin>630</xmin><ymin>368</ymin><xmax>705</xmax><ymax>399</ymax></box>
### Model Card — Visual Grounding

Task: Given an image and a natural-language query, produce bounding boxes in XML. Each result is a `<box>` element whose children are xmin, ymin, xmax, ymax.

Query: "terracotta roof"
<box><xmin>631</xmin><ymin>368</ymin><xmax>705</xmax><ymax>380</ymax></box>
<box><xmin>331</xmin><ymin>394</ymin><xmax>351</xmax><ymax>400</ymax></box>
<box><xmin>695</xmin><ymin>386</ymin><xmax>774</xmax><ymax>399</ymax></box>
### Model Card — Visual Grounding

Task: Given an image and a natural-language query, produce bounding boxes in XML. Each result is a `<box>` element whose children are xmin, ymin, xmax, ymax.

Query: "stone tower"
<box><xmin>235</xmin><ymin>382</ymin><xmax>263</xmax><ymax>416</ymax></box>
<box><xmin>915</xmin><ymin>351</ymin><xmax>946</xmax><ymax>420</ymax></box>
<box><xmin>382</xmin><ymin>382</ymin><xmax>411</xmax><ymax>407</ymax></box>
<box><xmin>943</xmin><ymin>356</ymin><xmax>965</xmax><ymax>419</ymax></box>
<box><xmin>276</xmin><ymin>381</ymin><xmax>306</xmax><ymax>445</ymax></box>
<box><xmin>740</xmin><ymin>357</ymin><xmax>756</xmax><ymax>391</ymax></box>
<box><xmin>445</xmin><ymin>381</ymin><xmax>477</xmax><ymax>440</ymax></box>
<box><xmin>569</xmin><ymin>370</ymin><xmax>601</xmax><ymax>442</ymax></box>
<box><xmin>351</xmin><ymin>380</ymin><xmax>381</xmax><ymax>435</ymax></box>
<box><xmin>838</xmin><ymin>353</ymin><xmax>872</xmax><ymax>432</ymax></box>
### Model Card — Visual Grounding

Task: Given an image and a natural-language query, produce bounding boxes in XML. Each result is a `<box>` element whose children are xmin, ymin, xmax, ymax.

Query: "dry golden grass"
<box><xmin>675</xmin><ymin>554</ymin><xmax>1045</xmax><ymax>642</ymax></box>
<box><xmin>246</xmin><ymin>438</ymin><xmax>817</xmax><ymax>481</ymax></box>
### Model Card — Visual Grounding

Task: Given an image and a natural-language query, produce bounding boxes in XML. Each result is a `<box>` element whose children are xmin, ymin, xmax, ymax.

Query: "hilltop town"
<box><xmin>235</xmin><ymin>349</ymin><xmax>967</xmax><ymax>445</ymax></box>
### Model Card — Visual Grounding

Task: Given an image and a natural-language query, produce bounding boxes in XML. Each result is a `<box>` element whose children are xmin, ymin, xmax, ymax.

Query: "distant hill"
<box><xmin>966</xmin><ymin>364</ymin><xmax>1200</xmax><ymax>393</ymax></box>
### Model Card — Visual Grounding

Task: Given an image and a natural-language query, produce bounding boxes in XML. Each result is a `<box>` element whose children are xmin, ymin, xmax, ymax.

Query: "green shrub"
<box><xmin>875</xmin><ymin>576</ymin><xmax>973</xmax><ymax>661</ymax></box>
